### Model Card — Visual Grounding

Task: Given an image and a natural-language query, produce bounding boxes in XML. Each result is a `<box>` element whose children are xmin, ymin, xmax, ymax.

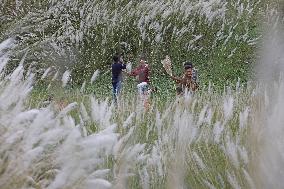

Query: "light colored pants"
<box><xmin>137</xmin><ymin>82</ymin><xmax>148</xmax><ymax>96</ymax></box>
<box><xmin>137</xmin><ymin>82</ymin><xmax>151</xmax><ymax>110</ymax></box>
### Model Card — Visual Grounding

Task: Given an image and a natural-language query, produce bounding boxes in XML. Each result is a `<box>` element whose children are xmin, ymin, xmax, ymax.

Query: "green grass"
<box><xmin>2</xmin><ymin>1</ymin><xmax>283</xmax><ymax>188</ymax></box>
<box><xmin>24</xmin><ymin>78</ymin><xmax>257</xmax><ymax>188</ymax></box>
<box><xmin>0</xmin><ymin>0</ymin><xmax>267</xmax><ymax>92</ymax></box>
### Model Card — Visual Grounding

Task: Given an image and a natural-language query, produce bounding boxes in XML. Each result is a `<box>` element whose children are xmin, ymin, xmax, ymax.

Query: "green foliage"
<box><xmin>0</xmin><ymin>0</ymin><xmax>272</xmax><ymax>95</ymax></box>
<box><xmin>27</xmin><ymin>78</ymin><xmax>259</xmax><ymax>189</ymax></box>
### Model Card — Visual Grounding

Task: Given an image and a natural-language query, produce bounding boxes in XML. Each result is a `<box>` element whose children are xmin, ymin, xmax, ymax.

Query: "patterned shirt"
<box><xmin>170</xmin><ymin>74</ymin><xmax>198</xmax><ymax>94</ymax></box>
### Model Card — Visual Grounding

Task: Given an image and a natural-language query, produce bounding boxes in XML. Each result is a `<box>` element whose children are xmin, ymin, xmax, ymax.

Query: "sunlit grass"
<box><xmin>0</xmin><ymin>1</ymin><xmax>284</xmax><ymax>189</ymax></box>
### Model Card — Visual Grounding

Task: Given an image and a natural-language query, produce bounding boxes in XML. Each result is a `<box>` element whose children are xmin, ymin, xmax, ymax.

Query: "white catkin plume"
<box><xmin>205</xmin><ymin>107</ymin><xmax>213</xmax><ymax>124</ymax></box>
<box><xmin>113</xmin><ymin>144</ymin><xmax>146</xmax><ymax>189</ymax></box>
<box><xmin>80</xmin><ymin>81</ymin><xmax>86</xmax><ymax>93</ymax></box>
<box><xmin>239</xmin><ymin>107</ymin><xmax>249</xmax><ymax>129</ymax></box>
<box><xmin>78</xmin><ymin>116</ymin><xmax>88</xmax><ymax>137</ymax></box>
<box><xmin>223</xmin><ymin>96</ymin><xmax>234</xmax><ymax>121</ymax></box>
<box><xmin>80</xmin><ymin>103</ymin><xmax>90</xmax><ymax>122</ymax></box>
<box><xmin>52</xmin><ymin>70</ymin><xmax>59</xmax><ymax>81</ymax></box>
<box><xmin>90</xmin><ymin>97</ymin><xmax>113</xmax><ymax>130</ymax></box>
<box><xmin>0</xmin><ymin>38</ymin><xmax>15</xmax><ymax>55</ymax></box>
<box><xmin>58</xmin><ymin>102</ymin><xmax>78</xmax><ymax>118</ymax></box>
<box><xmin>0</xmin><ymin>2</ymin><xmax>280</xmax><ymax>188</ymax></box>
<box><xmin>62</xmin><ymin>70</ymin><xmax>71</xmax><ymax>87</ymax></box>
<box><xmin>228</xmin><ymin>47</ymin><xmax>237</xmax><ymax>58</ymax></box>
<box><xmin>217</xmin><ymin>173</ymin><xmax>225</xmax><ymax>188</ymax></box>
<box><xmin>41</xmin><ymin>67</ymin><xmax>51</xmax><ymax>79</ymax></box>
<box><xmin>237</xmin><ymin>146</ymin><xmax>248</xmax><ymax>165</ymax></box>
<box><xmin>147</xmin><ymin>144</ymin><xmax>164</xmax><ymax>177</ymax></box>
<box><xmin>126</xmin><ymin>62</ymin><xmax>132</xmax><ymax>72</ymax></box>
<box><xmin>0</xmin><ymin>54</ymin><xmax>10</xmax><ymax>73</ymax></box>
<box><xmin>139</xmin><ymin>167</ymin><xmax>150</xmax><ymax>189</ymax></box>
<box><xmin>166</xmin><ymin>109</ymin><xmax>196</xmax><ymax>189</ymax></box>
<box><xmin>88</xmin><ymin>169</ymin><xmax>110</xmax><ymax>179</ymax></box>
<box><xmin>197</xmin><ymin>105</ymin><xmax>208</xmax><ymax>126</ymax></box>
<box><xmin>193</xmin><ymin>152</ymin><xmax>206</xmax><ymax>170</ymax></box>
<box><xmin>113</xmin><ymin>127</ymin><xmax>134</xmax><ymax>160</ymax></box>
<box><xmin>84</xmin><ymin>179</ymin><xmax>112</xmax><ymax>189</ymax></box>
<box><xmin>47</xmin><ymin>83</ymin><xmax>51</xmax><ymax>90</ymax></box>
<box><xmin>251</xmin><ymin>20</ymin><xmax>284</xmax><ymax>189</ymax></box>
<box><xmin>122</xmin><ymin>112</ymin><xmax>135</xmax><ymax>128</ymax></box>
<box><xmin>203</xmin><ymin>179</ymin><xmax>217</xmax><ymax>189</ymax></box>
<box><xmin>213</xmin><ymin>121</ymin><xmax>224</xmax><ymax>144</ymax></box>
<box><xmin>155</xmin><ymin>111</ymin><xmax>163</xmax><ymax>139</ymax></box>
<box><xmin>227</xmin><ymin>171</ymin><xmax>241</xmax><ymax>189</ymax></box>
<box><xmin>91</xmin><ymin>70</ymin><xmax>100</xmax><ymax>84</ymax></box>
<box><xmin>224</xmin><ymin>136</ymin><xmax>240</xmax><ymax>168</ymax></box>
<box><xmin>0</xmin><ymin>50</ymin><xmax>121</xmax><ymax>189</ymax></box>
<box><xmin>242</xmin><ymin>168</ymin><xmax>256</xmax><ymax>189</ymax></box>
<box><xmin>9</xmin><ymin>61</ymin><xmax>24</xmax><ymax>82</ymax></box>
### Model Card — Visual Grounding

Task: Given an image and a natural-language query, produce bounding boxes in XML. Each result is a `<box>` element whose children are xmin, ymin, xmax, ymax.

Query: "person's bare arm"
<box><xmin>169</xmin><ymin>75</ymin><xmax>182</xmax><ymax>83</ymax></box>
<box><xmin>162</xmin><ymin>64</ymin><xmax>181</xmax><ymax>82</ymax></box>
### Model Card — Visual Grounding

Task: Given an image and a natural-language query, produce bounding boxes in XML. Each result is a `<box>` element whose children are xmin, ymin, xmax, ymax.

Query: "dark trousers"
<box><xmin>112</xmin><ymin>81</ymin><xmax>122</xmax><ymax>103</ymax></box>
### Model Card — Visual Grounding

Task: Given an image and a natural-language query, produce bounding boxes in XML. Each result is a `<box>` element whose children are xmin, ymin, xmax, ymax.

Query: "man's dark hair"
<box><xmin>184</xmin><ymin>61</ymin><xmax>193</xmax><ymax>69</ymax></box>
<box><xmin>113</xmin><ymin>53</ymin><xmax>120</xmax><ymax>62</ymax></box>
<box><xmin>140</xmin><ymin>54</ymin><xmax>146</xmax><ymax>61</ymax></box>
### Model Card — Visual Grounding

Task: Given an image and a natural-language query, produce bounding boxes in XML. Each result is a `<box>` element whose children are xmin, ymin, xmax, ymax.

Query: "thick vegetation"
<box><xmin>1</xmin><ymin>0</ymin><xmax>267</xmax><ymax>95</ymax></box>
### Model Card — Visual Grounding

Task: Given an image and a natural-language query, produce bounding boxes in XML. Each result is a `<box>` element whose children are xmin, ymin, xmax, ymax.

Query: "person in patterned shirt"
<box><xmin>128</xmin><ymin>56</ymin><xmax>152</xmax><ymax>109</ymax></box>
<box><xmin>168</xmin><ymin>62</ymin><xmax>198</xmax><ymax>95</ymax></box>
<box><xmin>128</xmin><ymin>57</ymin><xmax>150</xmax><ymax>84</ymax></box>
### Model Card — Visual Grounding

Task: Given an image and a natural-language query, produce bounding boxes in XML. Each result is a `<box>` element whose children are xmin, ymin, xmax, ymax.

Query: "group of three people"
<box><xmin>111</xmin><ymin>53</ymin><xmax>198</xmax><ymax>105</ymax></box>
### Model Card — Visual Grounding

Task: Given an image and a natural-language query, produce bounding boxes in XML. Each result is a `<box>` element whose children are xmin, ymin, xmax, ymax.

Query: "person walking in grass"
<box><xmin>162</xmin><ymin>56</ymin><xmax>198</xmax><ymax>95</ymax></box>
<box><xmin>112</xmin><ymin>53</ymin><xmax>126</xmax><ymax>103</ymax></box>
<box><xmin>127</xmin><ymin>55</ymin><xmax>152</xmax><ymax>109</ymax></box>
<box><xmin>171</xmin><ymin>62</ymin><xmax>198</xmax><ymax>95</ymax></box>
<box><xmin>128</xmin><ymin>56</ymin><xmax>150</xmax><ymax>83</ymax></box>
<box><xmin>128</xmin><ymin>55</ymin><xmax>150</xmax><ymax>94</ymax></box>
